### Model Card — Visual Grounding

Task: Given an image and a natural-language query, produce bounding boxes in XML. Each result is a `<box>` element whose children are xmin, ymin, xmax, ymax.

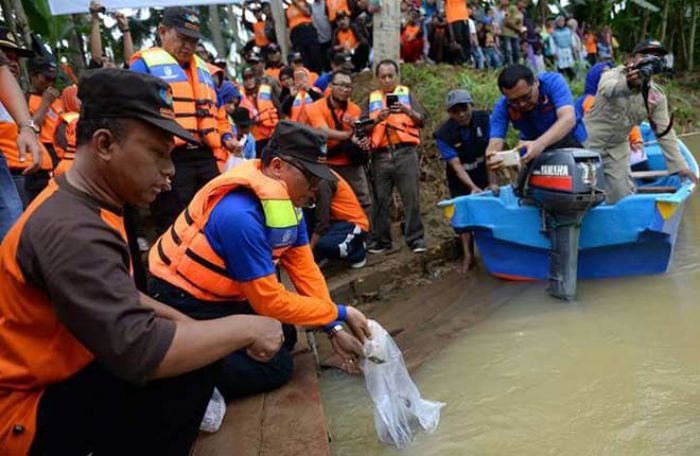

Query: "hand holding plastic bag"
<box><xmin>360</xmin><ymin>320</ymin><xmax>445</xmax><ymax>449</ymax></box>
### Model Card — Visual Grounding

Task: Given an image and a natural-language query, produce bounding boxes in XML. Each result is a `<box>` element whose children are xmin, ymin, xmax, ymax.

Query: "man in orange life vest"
<box><xmin>148</xmin><ymin>121</ymin><xmax>371</xmax><ymax>398</ymax></box>
<box><xmin>0</xmin><ymin>27</ymin><xmax>53</xmax><ymax>209</ymax></box>
<box><xmin>304</xmin><ymin>69</ymin><xmax>371</xmax><ymax>215</ymax></box>
<box><xmin>26</xmin><ymin>57</ymin><xmax>63</xmax><ymax>167</ymax></box>
<box><xmin>364</xmin><ymin>59</ymin><xmax>428</xmax><ymax>254</ymax></box>
<box><xmin>332</xmin><ymin>11</ymin><xmax>369</xmax><ymax>71</ymax></box>
<box><xmin>0</xmin><ymin>31</ymin><xmax>43</xmax><ymax>240</ymax></box>
<box><xmin>129</xmin><ymin>7</ymin><xmax>234</xmax><ymax>234</ymax></box>
<box><xmin>240</xmin><ymin>65</ymin><xmax>281</xmax><ymax>157</ymax></box>
<box><xmin>0</xmin><ymin>68</ymin><xmax>284</xmax><ymax>455</ymax></box>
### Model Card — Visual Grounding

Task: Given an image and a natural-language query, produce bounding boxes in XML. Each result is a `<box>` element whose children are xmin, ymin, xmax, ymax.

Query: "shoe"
<box><xmin>350</xmin><ymin>258</ymin><xmax>367</xmax><ymax>269</ymax></box>
<box><xmin>137</xmin><ymin>237</ymin><xmax>150</xmax><ymax>252</ymax></box>
<box><xmin>368</xmin><ymin>244</ymin><xmax>390</xmax><ymax>254</ymax></box>
<box><xmin>411</xmin><ymin>241</ymin><xmax>427</xmax><ymax>254</ymax></box>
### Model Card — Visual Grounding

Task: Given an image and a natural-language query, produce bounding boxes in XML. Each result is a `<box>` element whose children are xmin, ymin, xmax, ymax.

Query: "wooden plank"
<box><xmin>631</xmin><ymin>170</ymin><xmax>670</xmax><ymax>179</ymax></box>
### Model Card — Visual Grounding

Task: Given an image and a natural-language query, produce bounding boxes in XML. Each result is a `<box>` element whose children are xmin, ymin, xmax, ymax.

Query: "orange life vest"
<box><xmin>402</xmin><ymin>24</ymin><xmax>421</xmax><ymax>41</ymax></box>
<box><xmin>368</xmin><ymin>86</ymin><xmax>421</xmax><ymax>149</ymax></box>
<box><xmin>445</xmin><ymin>0</ymin><xmax>470</xmax><ymax>24</ymax></box>
<box><xmin>130</xmin><ymin>48</ymin><xmax>221</xmax><ymax>151</ymax></box>
<box><xmin>27</xmin><ymin>94</ymin><xmax>64</xmax><ymax>145</ymax></box>
<box><xmin>0</xmin><ymin>109</ymin><xmax>52</xmax><ymax>171</ymax></box>
<box><xmin>326</xmin><ymin>0</ymin><xmax>351</xmax><ymax>22</ymax></box>
<box><xmin>0</xmin><ymin>180</ymin><xmax>127</xmax><ymax>455</ymax></box>
<box><xmin>53</xmin><ymin>112</ymin><xmax>79</xmax><ymax>177</ymax></box>
<box><xmin>149</xmin><ymin>160</ymin><xmax>304</xmax><ymax>302</ymax></box>
<box><xmin>286</xmin><ymin>1</ymin><xmax>313</xmax><ymax>32</ymax></box>
<box><xmin>241</xmin><ymin>84</ymin><xmax>279</xmax><ymax>141</ymax></box>
<box><xmin>253</xmin><ymin>21</ymin><xmax>271</xmax><ymax>47</ymax></box>
<box><xmin>336</xmin><ymin>28</ymin><xmax>359</xmax><ymax>52</ymax></box>
<box><xmin>330</xmin><ymin>171</ymin><xmax>369</xmax><ymax>231</ymax></box>
<box><xmin>265</xmin><ymin>66</ymin><xmax>282</xmax><ymax>82</ymax></box>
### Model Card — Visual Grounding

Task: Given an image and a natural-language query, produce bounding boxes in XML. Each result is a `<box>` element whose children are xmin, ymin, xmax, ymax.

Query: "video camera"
<box><xmin>632</xmin><ymin>55</ymin><xmax>673</xmax><ymax>80</ymax></box>
<box><xmin>353</xmin><ymin>118</ymin><xmax>375</xmax><ymax>138</ymax></box>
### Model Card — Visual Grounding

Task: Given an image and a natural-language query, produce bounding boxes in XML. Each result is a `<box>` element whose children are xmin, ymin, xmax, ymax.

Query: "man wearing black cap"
<box><xmin>0</xmin><ymin>69</ymin><xmax>284</xmax><ymax>454</ymax></box>
<box><xmin>26</xmin><ymin>57</ymin><xmax>62</xmax><ymax>166</ymax></box>
<box><xmin>129</xmin><ymin>7</ymin><xmax>234</xmax><ymax>234</ymax></box>
<box><xmin>583</xmin><ymin>39</ymin><xmax>696</xmax><ymax>204</ymax></box>
<box><xmin>289</xmin><ymin>50</ymin><xmax>320</xmax><ymax>86</ymax></box>
<box><xmin>0</xmin><ymin>27</ymin><xmax>54</xmax><ymax>207</ymax></box>
<box><xmin>264</xmin><ymin>42</ymin><xmax>284</xmax><ymax>82</ymax></box>
<box><xmin>434</xmin><ymin>89</ymin><xmax>493</xmax><ymax>272</ymax></box>
<box><xmin>0</xmin><ymin>27</ymin><xmax>42</xmax><ymax>240</ymax></box>
<box><xmin>332</xmin><ymin>11</ymin><xmax>369</xmax><ymax>71</ymax></box>
<box><xmin>149</xmin><ymin>120</ymin><xmax>371</xmax><ymax>399</ymax></box>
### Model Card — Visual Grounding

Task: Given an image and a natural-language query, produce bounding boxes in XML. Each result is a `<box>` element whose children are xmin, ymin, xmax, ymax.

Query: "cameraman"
<box><xmin>304</xmin><ymin>69</ymin><xmax>371</xmax><ymax>215</ymax></box>
<box><xmin>583</xmin><ymin>39</ymin><xmax>697</xmax><ymax>204</ymax></box>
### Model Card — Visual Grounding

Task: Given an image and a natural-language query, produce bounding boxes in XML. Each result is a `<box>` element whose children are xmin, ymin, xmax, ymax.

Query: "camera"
<box><xmin>632</xmin><ymin>55</ymin><xmax>673</xmax><ymax>80</ymax></box>
<box><xmin>353</xmin><ymin>118</ymin><xmax>374</xmax><ymax>138</ymax></box>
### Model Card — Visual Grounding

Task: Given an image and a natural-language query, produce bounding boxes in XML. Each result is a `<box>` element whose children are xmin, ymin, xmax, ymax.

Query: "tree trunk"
<box><xmin>270</xmin><ymin>0</ymin><xmax>289</xmax><ymax>63</ymax></box>
<box><xmin>208</xmin><ymin>5</ymin><xmax>226</xmax><ymax>58</ymax></box>
<box><xmin>679</xmin><ymin>2</ymin><xmax>688</xmax><ymax>69</ymax></box>
<box><xmin>226</xmin><ymin>4</ymin><xmax>242</xmax><ymax>57</ymax></box>
<box><xmin>641</xmin><ymin>8</ymin><xmax>649</xmax><ymax>43</ymax></box>
<box><xmin>372</xmin><ymin>0</ymin><xmax>401</xmax><ymax>68</ymax></box>
<box><xmin>1</xmin><ymin>0</ymin><xmax>14</xmax><ymax>32</ymax></box>
<box><xmin>688</xmin><ymin>0</ymin><xmax>698</xmax><ymax>71</ymax></box>
<box><xmin>660</xmin><ymin>0</ymin><xmax>670</xmax><ymax>42</ymax></box>
<box><xmin>10</xmin><ymin>0</ymin><xmax>31</xmax><ymax>45</ymax></box>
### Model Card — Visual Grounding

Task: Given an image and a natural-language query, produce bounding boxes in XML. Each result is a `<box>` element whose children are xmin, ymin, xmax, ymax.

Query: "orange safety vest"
<box><xmin>52</xmin><ymin>112</ymin><xmax>79</xmax><ymax>177</ymax></box>
<box><xmin>0</xmin><ymin>114</ymin><xmax>52</xmax><ymax>171</ymax></box>
<box><xmin>402</xmin><ymin>24</ymin><xmax>421</xmax><ymax>41</ymax></box>
<box><xmin>149</xmin><ymin>160</ymin><xmax>304</xmax><ymax>302</ymax></box>
<box><xmin>27</xmin><ymin>94</ymin><xmax>64</xmax><ymax>145</ymax></box>
<box><xmin>326</xmin><ymin>0</ymin><xmax>351</xmax><ymax>22</ymax></box>
<box><xmin>445</xmin><ymin>0</ymin><xmax>469</xmax><ymax>24</ymax></box>
<box><xmin>330</xmin><ymin>171</ymin><xmax>369</xmax><ymax>231</ymax></box>
<box><xmin>286</xmin><ymin>1</ymin><xmax>313</xmax><ymax>32</ymax></box>
<box><xmin>0</xmin><ymin>179</ymin><xmax>126</xmax><ymax>454</ymax></box>
<box><xmin>241</xmin><ymin>84</ymin><xmax>279</xmax><ymax>141</ymax></box>
<box><xmin>368</xmin><ymin>86</ymin><xmax>421</xmax><ymax>149</ymax></box>
<box><xmin>130</xmin><ymin>48</ymin><xmax>221</xmax><ymax>150</ymax></box>
<box><xmin>265</xmin><ymin>66</ymin><xmax>282</xmax><ymax>83</ymax></box>
<box><xmin>253</xmin><ymin>21</ymin><xmax>271</xmax><ymax>47</ymax></box>
<box><xmin>336</xmin><ymin>28</ymin><xmax>359</xmax><ymax>52</ymax></box>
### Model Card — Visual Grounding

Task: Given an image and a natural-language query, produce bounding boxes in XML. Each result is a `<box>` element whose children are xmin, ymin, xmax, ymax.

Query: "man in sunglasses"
<box><xmin>149</xmin><ymin>120</ymin><xmax>371</xmax><ymax>400</ymax></box>
<box><xmin>27</xmin><ymin>57</ymin><xmax>63</xmax><ymax>168</ymax></box>
<box><xmin>486</xmin><ymin>64</ymin><xmax>586</xmax><ymax>171</ymax></box>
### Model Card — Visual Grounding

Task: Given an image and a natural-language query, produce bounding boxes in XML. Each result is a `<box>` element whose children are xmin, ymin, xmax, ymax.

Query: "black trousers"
<box><xmin>290</xmin><ymin>24</ymin><xmax>324</xmax><ymax>73</ymax></box>
<box><xmin>149</xmin><ymin>277</ymin><xmax>295</xmax><ymax>401</ymax></box>
<box><xmin>450</xmin><ymin>20</ymin><xmax>472</xmax><ymax>64</ymax></box>
<box><xmin>29</xmin><ymin>362</ymin><xmax>217</xmax><ymax>456</ymax></box>
<box><xmin>150</xmin><ymin>147</ymin><xmax>219</xmax><ymax>235</ymax></box>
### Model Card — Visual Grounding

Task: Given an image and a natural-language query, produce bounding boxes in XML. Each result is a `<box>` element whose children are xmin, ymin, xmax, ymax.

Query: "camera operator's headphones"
<box><xmin>632</xmin><ymin>39</ymin><xmax>674</xmax><ymax>139</ymax></box>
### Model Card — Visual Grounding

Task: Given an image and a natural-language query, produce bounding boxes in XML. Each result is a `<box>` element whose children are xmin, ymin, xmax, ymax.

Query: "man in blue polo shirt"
<box><xmin>486</xmin><ymin>64</ymin><xmax>584</xmax><ymax>170</ymax></box>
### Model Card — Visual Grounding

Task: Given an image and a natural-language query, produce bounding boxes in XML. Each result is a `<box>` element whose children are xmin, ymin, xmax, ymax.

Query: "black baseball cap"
<box><xmin>232</xmin><ymin>107</ymin><xmax>253</xmax><ymax>127</ymax></box>
<box><xmin>0</xmin><ymin>26</ymin><xmax>34</xmax><ymax>57</ymax></box>
<box><xmin>288</xmin><ymin>51</ymin><xmax>303</xmax><ymax>63</ymax></box>
<box><xmin>267</xmin><ymin>43</ymin><xmax>281</xmax><ymax>53</ymax></box>
<box><xmin>632</xmin><ymin>39</ymin><xmax>668</xmax><ymax>57</ymax></box>
<box><xmin>332</xmin><ymin>52</ymin><xmax>354</xmax><ymax>70</ymax></box>
<box><xmin>27</xmin><ymin>57</ymin><xmax>58</xmax><ymax>77</ymax></box>
<box><xmin>162</xmin><ymin>7</ymin><xmax>202</xmax><ymax>40</ymax></box>
<box><xmin>78</xmin><ymin>69</ymin><xmax>196</xmax><ymax>143</ymax></box>
<box><xmin>266</xmin><ymin>121</ymin><xmax>336</xmax><ymax>182</ymax></box>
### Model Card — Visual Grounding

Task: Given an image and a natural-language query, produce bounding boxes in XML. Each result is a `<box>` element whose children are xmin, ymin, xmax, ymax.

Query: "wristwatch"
<box><xmin>327</xmin><ymin>324</ymin><xmax>345</xmax><ymax>338</ymax></box>
<box><xmin>20</xmin><ymin>120</ymin><xmax>39</xmax><ymax>135</ymax></box>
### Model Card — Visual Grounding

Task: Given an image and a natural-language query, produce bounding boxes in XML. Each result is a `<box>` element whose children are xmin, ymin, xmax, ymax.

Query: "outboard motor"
<box><xmin>518</xmin><ymin>149</ymin><xmax>606</xmax><ymax>300</ymax></box>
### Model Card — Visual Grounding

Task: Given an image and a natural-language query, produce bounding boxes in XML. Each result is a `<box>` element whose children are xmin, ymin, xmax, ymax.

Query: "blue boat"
<box><xmin>438</xmin><ymin>124</ymin><xmax>698</xmax><ymax>281</ymax></box>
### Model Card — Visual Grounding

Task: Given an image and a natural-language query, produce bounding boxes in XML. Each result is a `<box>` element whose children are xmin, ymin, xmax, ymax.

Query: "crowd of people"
<box><xmin>0</xmin><ymin>0</ymin><xmax>696</xmax><ymax>453</ymax></box>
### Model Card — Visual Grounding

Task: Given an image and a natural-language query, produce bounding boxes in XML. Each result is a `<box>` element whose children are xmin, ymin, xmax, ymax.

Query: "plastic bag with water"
<box><xmin>360</xmin><ymin>320</ymin><xmax>445</xmax><ymax>449</ymax></box>
<box><xmin>199</xmin><ymin>387</ymin><xmax>226</xmax><ymax>433</ymax></box>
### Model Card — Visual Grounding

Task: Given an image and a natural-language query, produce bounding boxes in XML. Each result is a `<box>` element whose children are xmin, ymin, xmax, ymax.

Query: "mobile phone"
<box><xmin>386</xmin><ymin>94</ymin><xmax>399</xmax><ymax>107</ymax></box>
<box><xmin>496</xmin><ymin>149</ymin><xmax>520</xmax><ymax>167</ymax></box>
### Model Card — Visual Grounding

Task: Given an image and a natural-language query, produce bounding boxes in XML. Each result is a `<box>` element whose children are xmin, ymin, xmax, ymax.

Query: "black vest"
<box><xmin>433</xmin><ymin>110</ymin><xmax>490</xmax><ymax>189</ymax></box>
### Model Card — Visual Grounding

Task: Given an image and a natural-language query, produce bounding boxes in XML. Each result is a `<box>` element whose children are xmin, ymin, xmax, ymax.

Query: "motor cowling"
<box><xmin>519</xmin><ymin>149</ymin><xmax>606</xmax><ymax>300</ymax></box>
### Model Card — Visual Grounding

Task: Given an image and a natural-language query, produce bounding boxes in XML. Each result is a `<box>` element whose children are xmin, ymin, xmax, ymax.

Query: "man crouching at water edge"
<box><xmin>0</xmin><ymin>69</ymin><xmax>285</xmax><ymax>455</ymax></box>
<box><xmin>149</xmin><ymin>120</ymin><xmax>371</xmax><ymax>400</ymax></box>
<box><xmin>583</xmin><ymin>39</ymin><xmax>697</xmax><ymax>204</ymax></box>
<box><xmin>433</xmin><ymin>89</ymin><xmax>493</xmax><ymax>273</ymax></box>
<box><xmin>486</xmin><ymin>64</ymin><xmax>586</xmax><ymax>171</ymax></box>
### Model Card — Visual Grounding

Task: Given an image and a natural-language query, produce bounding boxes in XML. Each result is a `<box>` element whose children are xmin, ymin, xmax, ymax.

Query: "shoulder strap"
<box><xmin>326</xmin><ymin>97</ymin><xmax>344</xmax><ymax>131</ymax></box>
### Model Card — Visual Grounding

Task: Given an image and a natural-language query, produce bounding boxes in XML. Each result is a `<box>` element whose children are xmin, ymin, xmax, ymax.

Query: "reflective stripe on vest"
<box><xmin>137</xmin><ymin>48</ymin><xmax>221</xmax><ymax>149</ymax></box>
<box><xmin>149</xmin><ymin>160</ymin><xmax>302</xmax><ymax>302</ymax></box>
<box><xmin>244</xmin><ymin>84</ymin><xmax>279</xmax><ymax>141</ymax></box>
<box><xmin>368</xmin><ymin>86</ymin><xmax>421</xmax><ymax>149</ymax></box>
<box><xmin>290</xmin><ymin>91</ymin><xmax>313</xmax><ymax>122</ymax></box>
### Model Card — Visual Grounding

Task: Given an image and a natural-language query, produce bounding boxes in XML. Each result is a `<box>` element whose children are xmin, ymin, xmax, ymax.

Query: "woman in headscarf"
<box><xmin>550</xmin><ymin>15</ymin><xmax>575</xmax><ymax>79</ymax></box>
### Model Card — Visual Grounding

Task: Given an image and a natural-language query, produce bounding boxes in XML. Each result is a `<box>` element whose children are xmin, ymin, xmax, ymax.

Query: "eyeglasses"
<box><xmin>279</xmin><ymin>156</ymin><xmax>321</xmax><ymax>187</ymax></box>
<box><xmin>506</xmin><ymin>84</ymin><xmax>536</xmax><ymax>108</ymax></box>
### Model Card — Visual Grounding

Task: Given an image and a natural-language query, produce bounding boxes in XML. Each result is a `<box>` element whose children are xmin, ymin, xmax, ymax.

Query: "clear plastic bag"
<box><xmin>199</xmin><ymin>387</ymin><xmax>226</xmax><ymax>433</ymax></box>
<box><xmin>360</xmin><ymin>320</ymin><xmax>445</xmax><ymax>449</ymax></box>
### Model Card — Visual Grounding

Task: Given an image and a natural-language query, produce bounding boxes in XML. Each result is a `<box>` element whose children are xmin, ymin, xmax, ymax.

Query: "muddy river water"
<box><xmin>321</xmin><ymin>135</ymin><xmax>700</xmax><ymax>455</ymax></box>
